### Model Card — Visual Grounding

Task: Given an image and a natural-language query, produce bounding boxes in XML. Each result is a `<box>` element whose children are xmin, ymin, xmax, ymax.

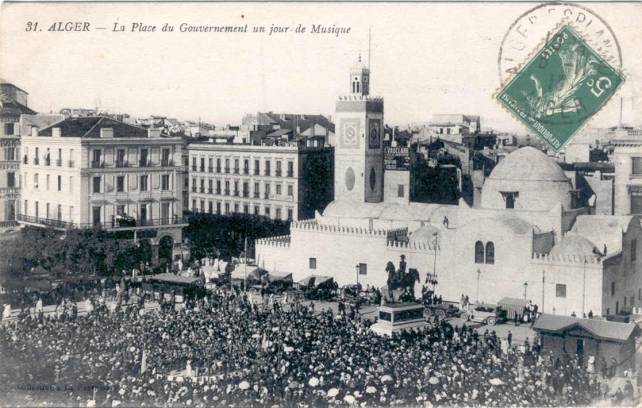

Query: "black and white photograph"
<box><xmin>0</xmin><ymin>1</ymin><xmax>642</xmax><ymax>407</ymax></box>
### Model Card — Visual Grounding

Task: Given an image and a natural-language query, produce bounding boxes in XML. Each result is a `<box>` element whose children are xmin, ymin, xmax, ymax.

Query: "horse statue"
<box><xmin>385</xmin><ymin>255</ymin><xmax>420</xmax><ymax>294</ymax></box>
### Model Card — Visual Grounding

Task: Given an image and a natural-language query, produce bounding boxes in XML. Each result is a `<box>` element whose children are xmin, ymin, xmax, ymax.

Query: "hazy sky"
<box><xmin>1</xmin><ymin>2</ymin><xmax>640</xmax><ymax>132</ymax></box>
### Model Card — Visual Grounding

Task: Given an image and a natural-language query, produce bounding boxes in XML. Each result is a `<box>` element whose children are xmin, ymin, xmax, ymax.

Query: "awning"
<box><xmin>265</xmin><ymin>272</ymin><xmax>292</xmax><ymax>283</ymax></box>
<box><xmin>230</xmin><ymin>264</ymin><xmax>260</xmax><ymax>281</ymax></box>
<box><xmin>298</xmin><ymin>275</ymin><xmax>333</xmax><ymax>288</ymax></box>
<box><xmin>148</xmin><ymin>273</ymin><xmax>202</xmax><ymax>286</ymax></box>
<box><xmin>498</xmin><ymin>297</ymin><xmax>531</xmax><ymax>319</ymax></box>
<box><xmin>498</xmin><ymin>297</ymin><xmax>530</xmax><ymax>308</ymax></box>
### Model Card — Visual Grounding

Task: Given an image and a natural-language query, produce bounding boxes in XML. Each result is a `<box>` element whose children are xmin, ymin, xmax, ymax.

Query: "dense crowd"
<box><xmin>0</xmin><ymin>287</ymin><xmax>606</xmax><ymax>407</ymax></box>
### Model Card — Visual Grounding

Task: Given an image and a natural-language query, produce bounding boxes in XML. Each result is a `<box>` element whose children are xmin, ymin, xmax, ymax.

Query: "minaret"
<box><xmin>334</xmin><ymin>53</ymin><xmax>384</xmax><ymax>203</ymax></box>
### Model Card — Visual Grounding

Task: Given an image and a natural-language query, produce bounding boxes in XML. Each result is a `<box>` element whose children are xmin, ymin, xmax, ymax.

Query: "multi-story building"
<box><xmin>17</xmin><ymin>116</ymin><xmax>187</xmax><ymax>262</ymax></box>
<box><xmin>187</xmin><ymin>140</ymin><xmax>333</xmax><ymax>221</ymax></box>
<box><xmin>0</xmin><ymin>80</ymin><xmax>35</xmax><ymax>226</ymax></box>
<box><xmin>612</xmin><ymin>130</ymin><xmax>642</xmax><ymax>215</ymax></box>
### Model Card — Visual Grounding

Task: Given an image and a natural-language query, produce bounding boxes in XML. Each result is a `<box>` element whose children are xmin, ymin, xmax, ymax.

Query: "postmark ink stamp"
<box><xmin>496</xmin><ymin>25</ymin><xmax>624</xmax><ymax>150</ymax></box>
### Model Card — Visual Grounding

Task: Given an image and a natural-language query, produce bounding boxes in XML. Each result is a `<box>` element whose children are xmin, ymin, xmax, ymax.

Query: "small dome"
<box><xmin>549</xmin><ymin>233</ymin><xmax>600</xmax><ymax>258</ymax></box>
<box><xmin>409</xmin><ymin>224</ymin><xmax>441</xmax><ymax>244</ymax></box>
<box><xmin>481</xmin><ymin>147</ymin><xmax>572</xmax><ymax>211</ymax></box>
<box><xmin>488</xmin><ymin>146</ymin><xmax>567</xmax><ymax>182</ymax></box>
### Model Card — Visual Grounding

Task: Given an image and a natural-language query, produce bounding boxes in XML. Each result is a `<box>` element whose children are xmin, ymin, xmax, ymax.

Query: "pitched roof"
<box><xmin>21</xmin><ymin>114</ymin><xmax>65</xmax><ymax>129</ymax></box>
<box><xmin>0</xmin><ymin>99</ymin><xmax>36</xmax><ymax>115</ymax></box>
<box><xmin>532</xmin><ymin>314</ymin><xmax>638</xmax><ymax>343</ymax></box>
<box><xmin>38</xmin><ymin>116</ymin><xmax>148</xmax><ymax>138</ymax></box>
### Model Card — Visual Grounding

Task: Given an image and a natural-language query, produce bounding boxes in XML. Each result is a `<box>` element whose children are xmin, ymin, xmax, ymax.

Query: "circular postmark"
<box><xmin>498</xmin><ymin>2</ymin><xmax>622</xmax><ymax>85</ymax></box>
<box><xmin>497</xmin><ymin>2</ymin><xmax>624</xmax><ymax>136</ymax></box>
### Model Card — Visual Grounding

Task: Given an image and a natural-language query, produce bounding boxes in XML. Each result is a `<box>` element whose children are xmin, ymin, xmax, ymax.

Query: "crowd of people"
<box><xmin>0</xmin><ymin>286</ymin><xmax>613</xmax><ymax>407</ymax></box>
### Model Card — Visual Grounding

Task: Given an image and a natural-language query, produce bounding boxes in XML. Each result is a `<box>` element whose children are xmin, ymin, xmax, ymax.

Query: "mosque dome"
<box><xmin>488</xmin><ymin>146</ymin><xmax>568</xmax><ymax>182</ymax></box>
<box><xmin>480</xmin><ymin>147</ymin><xmax>572</xmax><ymax>211</ymax></box>
<box><xmin>549</xmin><ymin>233</ymin><xmax>600</xmax><ymax>258</ymax></box>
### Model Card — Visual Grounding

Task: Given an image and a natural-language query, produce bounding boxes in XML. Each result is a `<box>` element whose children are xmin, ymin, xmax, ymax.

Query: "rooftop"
<box><xmin>488</xmin><ymin>146</ymin><xmax>568</xmax><ymax>182</ymax></box>
<box><xmin>532</xmin><ymin>314</ymin><xmax>638</xmax><ymax>343</ymax></box>
<box><xmin>38</xmin><ymin>116</ymin><xmax>149</xmax><ymax>138</ymax></box>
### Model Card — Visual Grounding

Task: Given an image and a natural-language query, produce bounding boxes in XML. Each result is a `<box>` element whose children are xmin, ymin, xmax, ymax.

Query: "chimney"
<box><xmin>147</xmin><ymin>128</ymin><xmax>161</xmax><ymax>138</ymax></box>
<box><xmin>52</xmin><ymin>127</ymin><xmax>61</xmax><ymax>138</ymax></box>
<box><xmin>100</xmin><ymin>127</ymin><xmax>114</xmax><ymax>138</ymax></box>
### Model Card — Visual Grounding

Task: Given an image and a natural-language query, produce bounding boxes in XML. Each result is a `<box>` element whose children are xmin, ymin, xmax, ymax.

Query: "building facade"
<box><xmin>0</xmin><ymin>80</ymin><xmax>35</xmax><ymax>226</ymax></box>
<box><xmin>187</xmin><ymin>141</ymin><xmax>333</xmax><ymax>221</ymax></box>
<box><xmin>18</xmin><ymin>116</ymin><xmax>187</xmax><ymax>261</ymax></box>
<box><xmin>256</xmin><ymin>61</ymin><xmax>642</xmax><ymax>318</ymax></box>
<box><xmin>612</xmin><ymin>134</ymin><xmax>642</xmax><ymax>215</ymax></box>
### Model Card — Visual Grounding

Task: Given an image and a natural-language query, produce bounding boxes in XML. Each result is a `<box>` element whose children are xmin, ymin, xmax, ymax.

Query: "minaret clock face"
<box><xmin>368</xmin><ymin>119</ymin><xmax>381</xmax><ymax>149</ymax></box>
<box><xmin>340</xmin><ymin>119</ymin><xmax>360</xmax><ymax>148</ymax></box>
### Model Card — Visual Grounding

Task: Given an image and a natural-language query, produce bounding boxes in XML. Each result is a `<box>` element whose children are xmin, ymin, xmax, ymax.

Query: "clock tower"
<box><xmin>334</xmin><ymin>57</ymin><xmax>384</xmax><ymax>203</ymax></box>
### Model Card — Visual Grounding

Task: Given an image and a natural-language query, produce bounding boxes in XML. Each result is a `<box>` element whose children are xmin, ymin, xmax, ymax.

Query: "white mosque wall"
<box><xmin>532</xmin><ymin>254</ymin><xmax>605</xmax><ymax>316</ymax></box>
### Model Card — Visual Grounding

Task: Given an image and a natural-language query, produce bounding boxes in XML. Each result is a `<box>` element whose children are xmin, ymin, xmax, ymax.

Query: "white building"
<box><xmin>0</xmin><ymin>80</ymin><xmax>35</xmax><ymax>226</ymax></box>
<box><xmin>256</xmin><ymin>60</ymin><xmax>642</xmax><ymax>318</ymax></box>
<box><xmin>18</xmin><ymin>116</ymin><xmax>187</xmax><ymax>262</ymax></box>
<box><xmin>187</xmin><ymin>140</ymin><xmax>333</xmax><ymax>221</ymax></box>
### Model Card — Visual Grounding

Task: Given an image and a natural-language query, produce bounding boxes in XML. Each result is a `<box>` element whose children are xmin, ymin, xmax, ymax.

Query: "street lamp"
<box><xmin>355</xmin><ymin>264</ymin><xmax>360</xmax><ymax>290</ymax></box>
<box><xmin>523</xmin><ymin>281</ymin><xmax>528</xmax><ymax>300</ymax></box>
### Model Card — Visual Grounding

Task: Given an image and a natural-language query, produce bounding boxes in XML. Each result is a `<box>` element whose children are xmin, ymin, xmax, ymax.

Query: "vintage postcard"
<box><xmin>1</xmin><ymin>1</ymin><xmax>641</xmax><ymax>407</ymax></box>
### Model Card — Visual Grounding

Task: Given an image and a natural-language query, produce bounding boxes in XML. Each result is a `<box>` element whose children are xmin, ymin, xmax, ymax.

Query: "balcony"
<box><xmin>56</xmin><ymin>159</ymin><xmax>62</xmax><ymax>167</ymax></box>
<box><xmin>0</xmin><ymin>187</ymin><xmax>19</xmax><ymax>195</ymax></box>
<box><xmin>208</xmin><ymin>188</ymin><xmax>213</xmax><ymax>194</ymax></box>
<box><xmin>234</xmin><ymin>191</ymin><xmax>239</xmax><ymax>197</ymax></box>
<box><xmin>287</xmin><ymin>171</ymin><xmax>294</xmax><ymax>177</ymax></box>
<box><xmin>44</xmin><ymin>158</ymin><xmax>51</xmax><ymax>166</ymax></box>
<box><xmin>224</xmin><ymin>189</ymin><xmax>230</xmax><ymax>195</ymax></box>
<box><xmin>234</xmin><ymin>168</ymin><xmax>240</xmax><ymax>174</ymax></box>
<box><xmin>264</xmin><ymin>193</ymin><xmax>270</xmax><ymax>199</ymax></box>
<box><xmin>224</xmin><ymin>167</ymin><xmax>230</xmax><ymax>174</ymax></box>
<box><xmin>200</xmin><ymin>187</ymin><xmax>205</xmax><ymax>193</ymax></box>
<box><xmin>265</xmin><ymin>171</ymin><xmax>271</xmax><ymax>177</ymax></box>
<box><xmin>208</xmin><ymin>166</ymin><xmax>213</xmax><ymax>173</ymax></box>
<box><xmin>254</xmin><ymin>192</ymin><xmax>260</xmax><ymax>199</ymax></box>
<box><xmin>216</xmin><ymin>167</ymin><xmax>221</xmax><ymax>173</ymax></box>
<box><xmin>192</xmin><ymin>165</ymin><xmax>197</xmax><ymax>172</ymax></box>
<box><xmin>34</xmin><ymin>158</ymin><xmax>40</xmax><ymax>165</ymax></box>
<box><xmin>116</xmin><ymin>160</ymin><xmax>128</xmax><ymax>168</ymax></box>
<box><xmin>91</xmin><ymin>161</ymin><xmax>104</xmax><ymax>168</ymax></box>
<box><xmin>243</xmin><ymin>168</ymin><xmax>249</xmax><ymax>175</ymax></box>
<box><xmin>276</xmin><ymin>170</ymin><xmax>282</xmax><ymax>177</ymax></box>
<box><xmin>191</xmin><ymin>187</ymin><xmax>197</xmax><ymax>193</ymax></box>
<box><xmin>254</xmin><ymin>169</ymin><xmax>260</xmax><ymax>175</ymax></box>
<box><xmin>200</xmin><ymin>166</ymin><xmax>205</xmax><ymax>172</ymax></box>
<box><xmin>243</xmin><ymin>191</ymin><xmax>249</xmax><ymax>198</ymax></box>
<box><xmin>68</xmin><ymin>160</ymin><xmax>75</xmax><ymax>168</ymax></box>
<box><xmin>216</xmin><ymin>189</ymin><xmax>221</xmax><ymax>195</ymax></box>
<box><xmin>23</xmin><ymin>156</ymin><xmax>28</xmax><ymax>165</ymax></box>
<box><xmin>17</xmin><ymin>213</ymin><xmax>188</xmax><ymax>231</ymax></box>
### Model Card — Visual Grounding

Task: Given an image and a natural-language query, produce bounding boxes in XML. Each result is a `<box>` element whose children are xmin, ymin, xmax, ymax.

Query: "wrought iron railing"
<box><xmin>17</xmin><ymin>213</ymin><xmax>188</xmax><ymax>230</ymax></box>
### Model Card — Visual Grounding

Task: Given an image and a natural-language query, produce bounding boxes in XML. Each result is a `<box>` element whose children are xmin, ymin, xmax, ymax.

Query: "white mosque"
<box><xmin>256</xmin><ymin>59</ymin><xmax>642</xmax><ymax>317</ymax></box>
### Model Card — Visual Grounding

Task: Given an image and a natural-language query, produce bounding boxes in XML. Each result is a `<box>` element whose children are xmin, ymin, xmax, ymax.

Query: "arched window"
<box><xmin>474</xmin><ymin>241</ymin><xmax>484</xmax><ymax>264</ymax></box>
<box><xmin>485</xmin><ymin>242</ymin><xmax>495</xmax><ymax>264</ymax></box>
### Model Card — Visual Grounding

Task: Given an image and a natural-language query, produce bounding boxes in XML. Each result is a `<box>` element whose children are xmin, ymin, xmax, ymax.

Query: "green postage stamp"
<box><xmin>497</xmin><ymin>25</ymin><xmax>624</xmax><ymax>150</ymax></box>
